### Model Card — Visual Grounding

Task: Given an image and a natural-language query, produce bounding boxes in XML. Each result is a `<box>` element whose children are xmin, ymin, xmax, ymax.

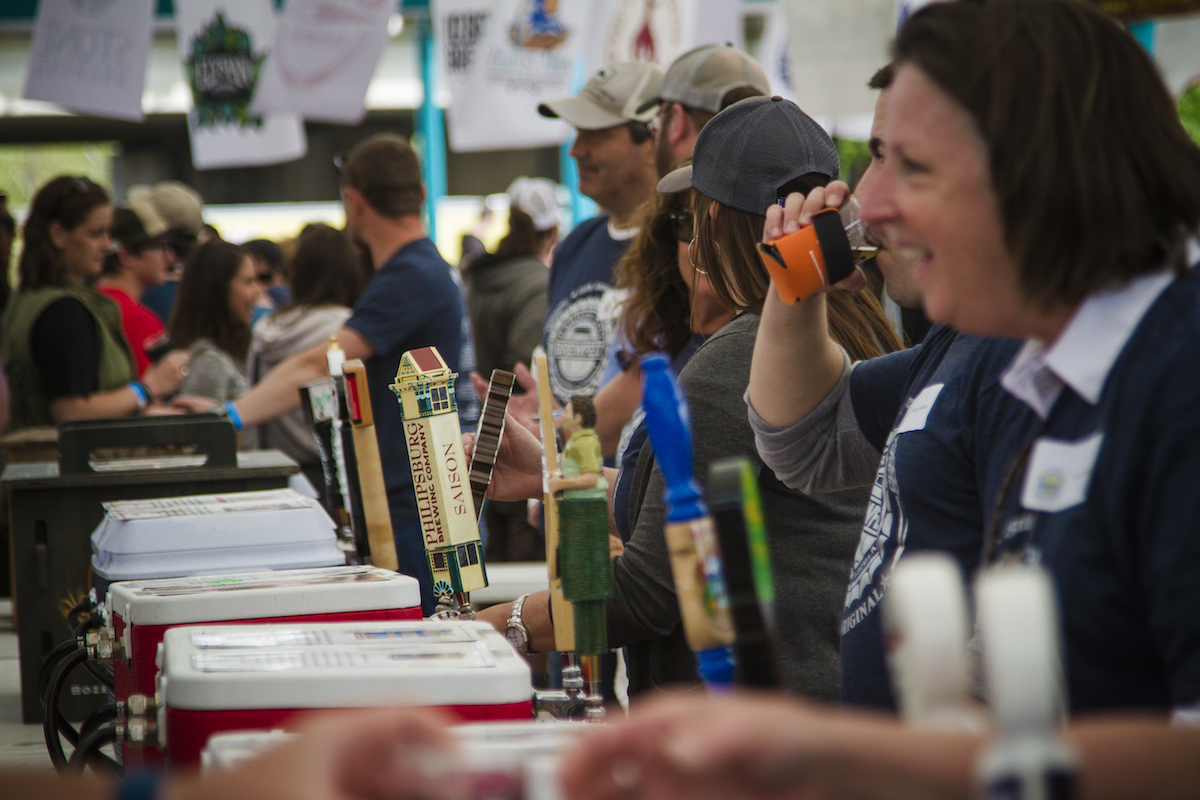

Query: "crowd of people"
<box><xmin>4</xmin><ymin>0</ymin><xmax>1200</xmax><ymax>797</ymax></box>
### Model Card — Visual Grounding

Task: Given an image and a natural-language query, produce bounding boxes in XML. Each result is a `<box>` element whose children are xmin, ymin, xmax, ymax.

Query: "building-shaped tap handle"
<box><xmin>389</xmin><ymin>347</ymin><xmax>487</xmax><ymax>607</ymax></box>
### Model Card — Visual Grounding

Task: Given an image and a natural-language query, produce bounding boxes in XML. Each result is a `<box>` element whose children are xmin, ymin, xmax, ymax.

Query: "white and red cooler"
<box><xmin>201</xmin><ymin>719</ymin><xmax>587</xmax><ymax>800</ymax></box>
<box><xmin>108</xmin><ymin>566</ymin><xmax>423</xmax><ymax>701</ymax></box>
<box><xmin>157</xmin><ymin>620</ymin><xmax>534</xmax><ymax>767</ymax></box>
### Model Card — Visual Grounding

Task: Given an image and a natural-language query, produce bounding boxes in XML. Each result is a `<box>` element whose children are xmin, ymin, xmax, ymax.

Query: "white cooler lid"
<box><xmin>92</xmin><ymin>489</ymin><xmax>344</xmax><ymax>581</ymax></box>
<box><xmin>160</xmin><ymin>621</ymin><xmax>532</xmax><ymax>710</ymax></box>
<box><xmin>108</xmin><ymin>566</ymin><xmax>421</xmax><ymax>625</ymax></box>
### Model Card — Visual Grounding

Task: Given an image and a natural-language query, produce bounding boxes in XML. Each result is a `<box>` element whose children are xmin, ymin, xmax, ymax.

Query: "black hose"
<box><xmin>72</xmin><ymin>614</ymin><xmax>102</xmax><ymax>640</ymax></box>
<box><xmin>37</xmin><ymin>639</ymin><xmax>81</xmax><ymax>701</ymax></box>
<box><xmin>66</xmin><ymin>723</ymin><xmax>120</xmax><ymax>775</ymax></box>
<box><xmin>43</xmin><ymin>647</ymin><xmax>88</xmax><ymax>770</ymax></box>
<box><xmin>66</xmin><ymin>596</ymin><xmax>94</xmax><ymax>626</ymax></box>
<box><xmin>79</xmin><ymin>704</ymin><xmax>119</xmax><ymax>741</ymax></box>
<box><xmin>82</xmin><ymin>659</ymin><xmax>115</xmax><ymax>690</ymax></box>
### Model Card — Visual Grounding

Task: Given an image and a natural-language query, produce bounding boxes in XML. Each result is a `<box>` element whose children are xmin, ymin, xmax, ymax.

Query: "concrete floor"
<box><xmin>0</xmin><ymin>600</ymin><xmax>53</xmax><ymax>771</ymax></box>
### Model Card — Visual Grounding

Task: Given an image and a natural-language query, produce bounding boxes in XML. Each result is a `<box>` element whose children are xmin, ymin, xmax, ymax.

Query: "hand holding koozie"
<box><xmin>758</xmin><ymin>197</ymin><xmax>880</xmax><ymax>304</ymax></box>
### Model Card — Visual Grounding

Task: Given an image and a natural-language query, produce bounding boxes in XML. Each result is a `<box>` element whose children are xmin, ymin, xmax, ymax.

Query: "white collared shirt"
<box><xmin>1000</xmin><ymin>270</ymin><xmax>1177</xmax><ymax>418</ymax></box>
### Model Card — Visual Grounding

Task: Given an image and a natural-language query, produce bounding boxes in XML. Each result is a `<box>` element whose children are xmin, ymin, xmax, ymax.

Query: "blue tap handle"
<box><xmin>641</xmin><ymin>353</ymin><xmax>705</xmax><ymax>523</ymax></box>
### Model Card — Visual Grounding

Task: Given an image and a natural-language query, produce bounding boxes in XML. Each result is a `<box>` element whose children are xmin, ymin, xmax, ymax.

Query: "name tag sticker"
<box><xmin>895</xmin><ymin>383</ymin><xmax>945</xmax><ymax>434</ymax></box>
<box><xmin>1020</xmin><ymin>431</ymin><xmax>1104</xmax><ymax>513</ymax></box>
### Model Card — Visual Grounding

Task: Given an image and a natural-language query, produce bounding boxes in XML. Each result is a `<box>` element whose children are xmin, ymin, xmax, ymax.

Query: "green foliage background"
<box><xmin>0</xmin><ymin>141</ymin><xmax>116</xmax><ymax>289</ymax></box>
<box><xmin>1178</xmin><ymin>83</ymin><xmax>1200</xmax><ymax>145</ymax></box>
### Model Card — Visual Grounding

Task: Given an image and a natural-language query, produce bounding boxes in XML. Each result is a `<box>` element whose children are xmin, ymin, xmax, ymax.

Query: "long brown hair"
<box><xmin>614</xmin><ymin>174</ymin><xmax>696</xmax><ymax>358</ymax></box>
<box><xmin>694</xmin><ymin>184</ymin><xmax>903</xmax><ymax>361</ymax></box>
<box><xmin>17</xmin><ymin>176</ymin><xmax>110</xmax><ymax>291</ymax></box>
<box><xmin>168</xmin><ymin>239</ymin><xmax>253</xmax><ymax>363</ymax></box>
<box><xmin>279</xmin><ymin>224</ymin><xmax>366</xmax><ymax>312</ymax></box>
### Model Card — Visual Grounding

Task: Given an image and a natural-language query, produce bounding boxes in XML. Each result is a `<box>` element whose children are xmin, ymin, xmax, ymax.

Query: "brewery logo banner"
<box><xmin>784</xmin><ymin>0</ymin><xmax>894</xmax><ymax>122</ymax></box>
<box><xmin>434</xmin><ymin>0</ymin><xmax>743</xmax><ymax>153</ymax></box>
<box><xmin>432</xmin><ymin>0</ymin><xmax>589</xmax><ymax>153</ymax></box>
<box><xmin>250</xmin><ymin>0</ymin><xmax>394</xmax><ymax>124</ymax></box>
<box><xmin>175</xmin><ymin>0</ymin><xmax>306</xmax><ymax>169</ymax></box>
<box><xmin>586</xmin><ymin>0</ymin><xmax>740</xmax><ymax>74</ymax></box>
<box><xmin>23</xmin><ymin>0</ymin><xmax>154</xmax><ymax>121</ymax></box>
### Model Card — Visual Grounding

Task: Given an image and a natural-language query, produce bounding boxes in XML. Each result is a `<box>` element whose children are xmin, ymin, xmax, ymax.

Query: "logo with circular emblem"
<box><xmin>1036</xmin><ymin>470</ymin><xmax>1064</xmax><ymax>501</ymax></box>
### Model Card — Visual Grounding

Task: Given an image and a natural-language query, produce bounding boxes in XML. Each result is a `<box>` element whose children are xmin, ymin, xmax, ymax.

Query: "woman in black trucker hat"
<box><xmin>622</xmin><ymin>95</ymin><xmax>901</xmax><ymax>697</ymax></box>
<box><xmin>475</xmin><ymin>97</ymin><xmax>900</xmax><ymax>698</ymax></box>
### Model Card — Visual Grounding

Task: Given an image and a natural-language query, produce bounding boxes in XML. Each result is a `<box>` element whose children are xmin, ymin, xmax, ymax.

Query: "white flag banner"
<box><xmin>175</xmin><ymin>0</ymin><xmax>307</xmax><ymax>169</ymax></box>
<box><xmin>22</xmin><ymin>0</ymin><xmax>154</xmax><ymax>121</ymax></box>
<box><xmin>250</xmin><ymin>0</ymin><xmax>393</xmax><ymax>124</ymax></box>
<box><xmin>759</xmin><ymin>2</ymin><xmax>797</xmax><ymax>104</ymax></box>
<box><xmin>584</xmin><ymin>0</ymin><xmax>697</xmax><ymax>75</ymax></box>
<box><xmin>432</xmin><ymin>0</ymin><xmax>590</xmax><ymax>153</ymax></box>
<box><xmin>895</xmin><ymin>0</ymin><xmax>938</xmax><ymax>29</ymax></box>
<box><xmin>783</xmin><ymin>0</ymin><xmax>893</xmax><ymax>122</ymax></box>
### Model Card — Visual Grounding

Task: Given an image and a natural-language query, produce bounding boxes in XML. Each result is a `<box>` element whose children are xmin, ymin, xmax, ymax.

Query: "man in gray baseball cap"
<box><xmin>638</xmin><ymin>43</ymin><xmax>770</xmax><ymax>177</ymax></box>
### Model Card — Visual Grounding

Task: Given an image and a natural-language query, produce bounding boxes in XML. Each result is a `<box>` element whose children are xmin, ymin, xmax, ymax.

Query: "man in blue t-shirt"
<box><xmin>533</xmin><ymin>62</ymin><xmax>663</xmax><ymax>406</ymax></box>
<box><xmin>196</xmin><ymin>134</ymin><xmax>465</xmax><ymax>614</ymax></box>
<box><xmin>747</xmin><ymin>65</ymin><xmax>1038</xmax><ymax>711</ymax></box>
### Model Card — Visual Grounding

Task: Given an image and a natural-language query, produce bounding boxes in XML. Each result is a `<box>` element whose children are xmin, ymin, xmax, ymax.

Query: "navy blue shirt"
<box><xmin>544</xmin><ymin>216</ymin><xmax>629</xmax><ymax>403</ymax></box>
<box><xmin>992</xmin><ymin>267</ymin><xmax>1200</xmax><ymax>714</ymax></box>
<box><xmin>841</xmin><ymin>326</ymin><xmax>1036</xmax><ymax>709</ymax></box>
<box><xmin>346</xmin><ymin>238</ymin><xmax>464</xmax><ymax>614</ymax></box>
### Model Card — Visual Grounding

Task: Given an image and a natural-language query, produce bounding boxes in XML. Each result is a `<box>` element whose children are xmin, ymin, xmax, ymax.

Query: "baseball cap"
<box><xmin>111</xmin><ymin>194</ymin><xmax>169</xmax><ymax>249</ymax></box>
<box><xmin>506</xmin><ymin>177</ymin><xmax>560</xmax><ymax>231</ymax></box>
<box><xmin>656</xmin><ymin>96</ymin><xmax>839</xmax><ymax>215</ymax></box>
<box><xmin>638</xmin><ymin>43</ymin><xmax>769</xmax><ymax>114</ymax></box>
<box><xmin>140</xmin><ymin>181</ymin><xmax>204</xmax><ymax>237</ymax></box>
<box><xmin>538</xmin><ymin>62</ymin><xmax>664</xmax><ymax>129</ymax></box>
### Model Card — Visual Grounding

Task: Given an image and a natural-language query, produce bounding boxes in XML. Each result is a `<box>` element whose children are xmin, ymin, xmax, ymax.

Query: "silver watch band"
<box><xmin>507</xmin><ymin>593</ymin><xmax>532</xmax><ymax>653</ymax></box>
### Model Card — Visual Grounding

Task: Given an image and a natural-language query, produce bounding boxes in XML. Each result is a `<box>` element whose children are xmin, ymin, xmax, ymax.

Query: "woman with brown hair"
<box><xmin>169</xmin><ymin>239</ymin><xmax>262</xmax><ymax>404</ymax></box>
<box><xmin>1</xmin><ymin>176</ymin><xmax>187</xmax><ymax>431</ymax></box>
<box><xmin>248</xmin><ymin>223</ymin><xmax>367</xmax><ymax>486</ymax></box>
<box><xmin>477</xmin><ymin>96</ymin><xmax>902</xmax><ymax>700</ymax></box>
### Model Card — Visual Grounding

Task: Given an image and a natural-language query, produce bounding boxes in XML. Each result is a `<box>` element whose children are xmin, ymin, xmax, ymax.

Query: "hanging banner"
<box><xmin>250</xmin><ymin>0</ymin><xmax>394</xmax><ymax>124</ymax></box>
<box><xmin>582</xmin><ymin>0</ymin><xmax>743</xmax><ymax>81</ymax></box>
<box><xmin>22</xmin><ymin>0</ymin><xmax>154</xmax><ymax>121</ymax></box>
<box><xmin>586</xmin><ymin>0</ymin><xmax>692</xmax><ymax>68</ymax></box>
<box><xmin>895</xmin><ymin>0</ymin><xmax>938</xmax><ymax>29</ymax></box>
<box><xmin>759</xmin><ymin>2</ymin><xmax>797</xmax><ymax>105</ymax></box>
<box><xmin>784</xmin><ymin>0</ymin><xmax>893</xmax><ymax>122</ymax></box>
<box><xmin>583</xmin><ymin>0</ymin><xmax>741</xmax><ymax>75</ymax></box>
<box><xmin>432</xmin><ymin>0</ymin><xmax>587</xmax><ymax>153</ymax></box>
<box><xmin>175</xmin><ymin>0</ymin><xmax>307</xmax><ymax>169</ymax></box>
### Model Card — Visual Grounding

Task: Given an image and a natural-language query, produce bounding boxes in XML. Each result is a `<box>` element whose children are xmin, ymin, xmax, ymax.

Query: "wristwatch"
<box><xmin>504</xmin><ymin>593</ymin><xmax>533</xmax><ymax>655</ymax></box>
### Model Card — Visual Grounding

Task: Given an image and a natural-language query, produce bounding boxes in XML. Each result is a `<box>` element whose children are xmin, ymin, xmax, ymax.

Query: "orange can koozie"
<box><xmin>756</xmin><ymin>207</ymin><xmax>856</xmax><ymax>305</ymax></box>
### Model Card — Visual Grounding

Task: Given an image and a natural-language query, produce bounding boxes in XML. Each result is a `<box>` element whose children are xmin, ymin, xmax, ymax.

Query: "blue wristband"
<box><xmin>113</xmin><ymin>772</ymin><xmax>164</xmax><ymax>800</ymax></box>
<box><xmin>128</xmin><ymin>381</ymin><xmax>150</xmax><ymax>410</ymax></box>
<box><xmin>223</xmin><ymin>400</ymin><xmax>244</xmax><ymax>431</ymax></box>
